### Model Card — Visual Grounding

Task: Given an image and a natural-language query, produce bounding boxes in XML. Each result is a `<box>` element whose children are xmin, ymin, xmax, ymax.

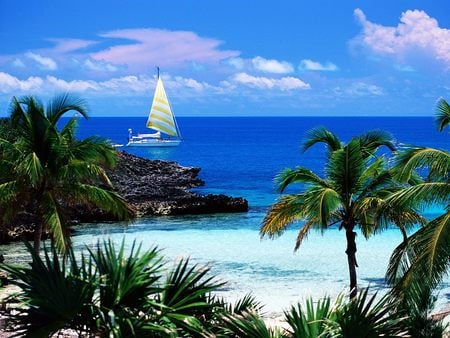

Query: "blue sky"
<box><xmin>0</xmin><ymin>1</ymin><xmax>449</xmax><ymax>116</ymax></box>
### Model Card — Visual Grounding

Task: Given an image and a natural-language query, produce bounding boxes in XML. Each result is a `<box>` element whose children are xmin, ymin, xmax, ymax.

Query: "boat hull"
<box><xmin>126</xmin><ymin>139</ymin><xmax>181</xmax><ymax>147</ymax></box>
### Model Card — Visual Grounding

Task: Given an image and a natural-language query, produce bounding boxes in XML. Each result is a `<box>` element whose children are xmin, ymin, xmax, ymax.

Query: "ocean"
<box><xmin>2</xmin><ymin>117</ymin><xmax>449</xmax><ymax>315</ymax></box>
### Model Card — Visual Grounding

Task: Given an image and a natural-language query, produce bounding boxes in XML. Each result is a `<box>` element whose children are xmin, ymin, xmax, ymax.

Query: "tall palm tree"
<box><xmin>435</xmin><ymin>98</ymin><xmax>450</xmax><ymax>132</ymax></box>
<box><xmin>261</xmin><ymin>127</ymin><xmax>423</xmax><ymax>298</ymax></box>
<box><xmin>0</xmin><ymin>94</ymin><xmax>134</xmax><ymax>254</ymax></box>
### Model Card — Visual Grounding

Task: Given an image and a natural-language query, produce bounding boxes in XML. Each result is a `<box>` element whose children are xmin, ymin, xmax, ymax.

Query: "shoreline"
<box><xmin>0</xmin><ymin>151</ymin><xmax>248</xmax><ymax>245</ymax></box>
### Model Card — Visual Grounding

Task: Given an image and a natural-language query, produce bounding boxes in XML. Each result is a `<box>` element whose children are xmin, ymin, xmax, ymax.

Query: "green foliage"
<box><xmin>88</xmin><ymin>239</ymin><xmax>163</xmax><ymax>336</ymax></box>
<box><xmin>386</xmin><ymin>144</ymin><xmax>450</xmax><ymax>295</ymax></box>
<box><xmin>435</xmin><ymin>98</ymin><xmax>450</xmax><ymax>132</ymax></box>
<box><xmin>219</xmin><ymin>289</ymin><xmax>411</xmax><ymax>338</ymax></box>
<box><xmin>261</xmin><ymin>128</ymin><xmax>419</xmax><ymax>297</ymax></box>
<box><xmin>395</xmin><ymin>285</ymin><xmax>448</xmax><ymax>338</ymax></box>
<box><xmin>1</xmin><ymin>241</ymin><xmax>433</xmax><ymax>337</ymax></box>
<box><xmin>221</xmin><ymin>311</ymin><xmax>284</xmax><ymax>338</ymax></box>
<box><xmin>0</xmin><ymin>239</ymin><xmax>229</xmax><ymax>337</ymax></box>
<box><xmin>0</xmin><ymin>241</ymin><xmax>97</xmax><ymax>337</ymax></box>
<box><xmin>0</xmin><ymin>118</ymin><xmax>19</xmax><ymax>144</ymax></box>
<box><xmin>284</xmin><ymin>296</ymin><xmax>335</xmax><ymax>338</ymax></box>
<box><xmin>0</xmin><ymin>94</ymin><xmax>134</xmax><ymax>254</ymax></box>
<box><xmin>327</xmin><ymin>289</ymin><xmax>407</xmax><ymax>338</ymax></box>
<box><xmin>379</xmin><ymin>109</ymin><xmax>450</xmax><ymax>337</ymax></box>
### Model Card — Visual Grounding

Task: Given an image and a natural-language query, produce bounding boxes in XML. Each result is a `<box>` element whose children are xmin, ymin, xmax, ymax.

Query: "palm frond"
<box><xmin>0</xmin><ymin>181</ymin><xmax>19</xmax><ymax>205</ymax></box>
<box><xmin>435</xmin><ymin>97</ymin><xmax>450</xmax><ymax>132</ymax></box>
<box><xmin>59</xmin><ymin>116</ymin><xmax>78</xmax><ymax>142</ymax></box>
<box><xmin>284</xmin><ymin>296</ymin><xmax>334</xmax><ymax>338</ymax></box>
<box><xmin>46</xmin><ymin>93</ymin><xmax>89</xmax><ymax>125</ymax></box>
<box><xmin>157</xmin><ymin>258</ymin><xmax>224</xmax><ymax>336</ymax></box>
<box><xmin>294</xmin><ymin>221</ymin><xmax>315</xmax><ymax>251</ymax></box>
<box><xmin>160</xmin><ymin>259</ymin><xmax>223</xmax><ymax>312</ymax></box>
<box><xmin>260</xmin><ymin>194</ymin><xmax>306</xmax><ymax>238</ymax></box>
<box><xmin>391</xmin><ymin>211</ymin><xmax>450</xmax><ymax>293</ymax></box>
<box><xmin>356</xmin><ymin>158</ymin><xmax>394</xmax><ymax>199</ymax></box>
<box><xmin>0</xmin><ymin>241</ymin><xmax>97</xmax><ymax>336</ymax></box>
<box><xmin>302</xmin><ymin>126</ymin><xmax>342</xmax><ymax>153</ymax></box>
<box><xmin>88</xmin><ymin>239</ymin><xmax>162</xmax><ymax>310</ymax></box>
<box><xmin>327</xmin><ymin>139</ymin><xmax>365</xmax><ymax>202</ymax></box>
<box><xmin>330</xmin><ymin>288</ymin><xmax>407</xmax><ymax>337</ymax></box>
<box><xmin>19</xmin><ymin>152</ymin><xmax>43</xmax><ymax>188</ymax></box>
<box><xmin>358</xmin><ymin>129</ymin><xmax>396</xmax><ymax>156</ymax></box>
<box><xmin>233</xmin><ymin>294</ymin><xmax>264</xmax><ymax>315</ymax></box>
<box><xmin>275</xmin><ymin>166</ymin><xmax>328</xmax><ymax>193</ymax></box>
<box><xmin>374</xmin><ymin>206</ymin><xmax>427</xmax><ymax>235</ymax></box>
<box><xmin>70</xmin><ymin>183</ymin><xmax>135</xmax><ymax>220</ymax></box>
<box><xmin>221</xmin><ymin>311</ymin><xmax>283</xmax><ymax>338</ymax></box>
<box><xmin>40</xmin><ymin>191</ymin><xmax>70</xmax><ymax>255</ymax></box>
<box><xmin>393</xmin><ymin>146</ymin><xmax>450</xmax><ymax>182</ymax></box>
<box><xmin>386</xmin><ymin>182</ymin><xmax>450</xmax><ymax>209</ymax></box>
<box><xmin>58</xmin><ymin>160</ymin><xmax>113</xmax><ymax>187</ymax></box>
<box><xmin>303</xmin><ymin>187</ymin><xmax>341</xmax><ymax>227</ymax></box>
<box><xmin>70</xmin><ymin>136</ymin><xmax>117</xmax><ymax>168</ymax></box>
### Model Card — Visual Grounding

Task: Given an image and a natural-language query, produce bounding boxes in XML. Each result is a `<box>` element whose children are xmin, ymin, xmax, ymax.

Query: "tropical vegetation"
<box><xmin>436</xmin><ymin>98</ymin><xmax>450</xmax><ymax>132</ymax></box>
<box><xmin>382</xmin><ymin>98</ymin><xmax>450</xmax><ymax>316</ymax></box>
<box><xmin>0</xmin><ymin>94</ymin><xmax>134</xmax><ymax>255</ymax></box>
<box><xmin>0</xmin><ymin>239</ymin><xmax>413</xmax><ymax>337</ymax></box>
<box><xmin>260</xmin><ymin>127</ymin><xmax>424</xmax><ymax>298</ymax></box>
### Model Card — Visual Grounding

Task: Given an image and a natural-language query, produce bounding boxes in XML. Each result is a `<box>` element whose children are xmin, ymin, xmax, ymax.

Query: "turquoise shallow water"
<box><xmin>1</xmin><ymin>117</ymin><xmax>449</xmax><ymax>314</ymax></box>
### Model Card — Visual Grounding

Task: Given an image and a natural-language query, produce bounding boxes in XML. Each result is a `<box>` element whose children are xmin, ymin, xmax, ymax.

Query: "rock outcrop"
<box><xmin>107</xmin><ymin>151</ymin><xmax>248</xmax><ymax>216</ymax></box>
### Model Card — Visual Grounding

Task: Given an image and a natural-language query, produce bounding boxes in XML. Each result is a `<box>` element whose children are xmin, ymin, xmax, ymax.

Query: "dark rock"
<box><xmin>107</xmin><ymin>152</ymin><xmax>248</xmax><ymax>216</ymax></box>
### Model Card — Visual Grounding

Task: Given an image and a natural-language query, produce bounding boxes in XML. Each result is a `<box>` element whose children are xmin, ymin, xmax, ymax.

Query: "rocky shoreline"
<box><xmin>107</xmin><ymin>151</ymin><xmax>248</xmax><ymax>216</ymax></box>
<box><xmin>0</xmin><ymin>151</ymin><xmax>248</xmax><ymax>243</ymax></box>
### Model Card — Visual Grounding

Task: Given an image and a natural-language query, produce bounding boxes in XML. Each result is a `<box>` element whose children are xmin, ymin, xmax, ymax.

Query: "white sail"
<box><xmin>126</xmin><ymin>69</ymin><xmax>181</xmax><ymax>147</ymax></box>
<box><xmin>146</xmin><ymin>78</ymin><xmax>178</xmax><ymax>136</ymax></box>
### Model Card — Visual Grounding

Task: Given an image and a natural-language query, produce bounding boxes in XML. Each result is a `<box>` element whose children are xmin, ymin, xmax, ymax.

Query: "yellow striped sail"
<box><xmin>146</xmin><ymin>78</ymin><xmax>178</xmax><ymax>136</ymax></box>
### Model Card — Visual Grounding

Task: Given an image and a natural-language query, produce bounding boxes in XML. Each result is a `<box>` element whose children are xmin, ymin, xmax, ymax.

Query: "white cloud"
<box><xmin>12</xmin><ymin>58</ymin><xmax>25</xmax><ymax>68</ymax></box>
<box><xmin>46</xmin><ymin>76</ymin><xmax>99</xmax><ymax>92</ymax></box>
<box><xmin>99</xmin><ymin>76</ymin><xmax>152</xmax><ymax>93</ymax></box>
<box><xmin>252</xmin><ymin>56</ymin><xmax>294</xmax><ymax>74</ymax></box>
<box><xmin>299</xmin><ymin>59</ymin><xmax>339</xmax><ymax>71</ymax></box>
<box><xmin>233</xmin><ymin>72</ymin><xmax>310</xmax><ymax>90</ymax></box>
<box><xmin>25</xmin><ymin>52</ymin><xmax>58</xmax><ymax>70</ymax></box>
<box><xmin>334</xmin><ymin>82</ymin><xmax>384</xmax><ymax>97</ymax></box>
<box><xmin>0</xmin><ymin>72</ymin><xmax>213</xmax><ymax>97</ymax></box>
<box><xmin>227</xmin><ymin>57</ymin><xmax>245</xmax><ymax>70</ymax></box>
<box><xmin>84</xmin><ymin>59</ymin><xmax>119</xmax><ymax>72</ymax></box>
<box><xmin>0</xmin><ymin>72</ymin><xmax>43</xmax><ymax>93</ymax></box>
<box><xmin>173</xmin><ymin>76</ymin><xmax>206</xmax><ymax>91</ymax></box>
<box><xmin>48</xmin><ymin>38</ymin><xmax>98</xmax><ymax>53</ymax></box>
<box><xmin>91</xmin><ymin>28</ymin><xmax>239</xmax><ymax>70</ymax></box>
<box><xmin>354</xmin><ymin>8</ymin><xmax>450</xmax><ymax>68</ymax></box>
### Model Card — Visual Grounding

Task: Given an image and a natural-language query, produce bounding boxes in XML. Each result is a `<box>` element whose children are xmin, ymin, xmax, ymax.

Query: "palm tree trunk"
<box><xmin>345</xmin><ymin>229</ymin><xmax>358</xmax><ymax>299</ymax></box>
<box><xmin>34</xmin><ymin>223</ymin><xmax>42</xmax><ymax>255</ymax></box>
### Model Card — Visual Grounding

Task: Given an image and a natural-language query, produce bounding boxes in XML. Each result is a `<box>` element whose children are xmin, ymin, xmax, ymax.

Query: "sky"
<box><xmin>0</xmin><ymin>0</ymin><xmax>449</xmax><ymax>117</ymax></box>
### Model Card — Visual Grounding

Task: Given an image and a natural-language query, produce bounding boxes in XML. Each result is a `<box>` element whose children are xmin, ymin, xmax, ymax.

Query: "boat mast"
<box><xmin>156</xmin><ymin>66</ymin><xmax>182</xmax><ymax>139</ymax></box>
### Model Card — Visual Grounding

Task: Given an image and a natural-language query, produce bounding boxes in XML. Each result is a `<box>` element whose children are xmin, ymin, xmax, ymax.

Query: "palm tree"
<box><xmin>435</xmin><ymin>98</ymin><xmax>450</xmax><ymax>132</ymax></box>
<box><xmin>0</xmin><ymin>94</ymin><xmax>134</xmax><ymax>254</ymax></box>
<box><xmin>386</xmin><ymin>146</ymin><xmax>450</xmax><ymax>292</ymax></box>
<box><xmin>261</xmin><ymin>127</ymin><xmax>422</xmax><ymax>298</ymax></box>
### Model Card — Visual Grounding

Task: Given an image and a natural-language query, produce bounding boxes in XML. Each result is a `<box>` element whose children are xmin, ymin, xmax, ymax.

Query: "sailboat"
<box><xmin>127</xmin><ymin>68</ymin><xmax>181</xmax><ymax>147</ymax></box>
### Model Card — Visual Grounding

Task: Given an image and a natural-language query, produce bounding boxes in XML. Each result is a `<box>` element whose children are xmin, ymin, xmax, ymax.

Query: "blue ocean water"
<box><xmin>2</xmin><ymin>117</ymin><xmax>450</xmax><ymax>314</ymax></box>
